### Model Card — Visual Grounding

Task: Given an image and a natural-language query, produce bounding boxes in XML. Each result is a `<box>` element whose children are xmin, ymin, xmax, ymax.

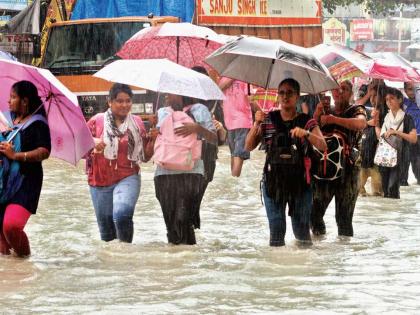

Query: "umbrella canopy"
<box><xmin>367</xmin><ymin>52</ymin><xmax>420</xmax><ymax>82</ymax></box>
<box><xmin>0</xmin><ymin>59</ymin><xmax>94</xmax><ymax>165</ymax></box>
<box><xmin>312</xmin><ymin>44</ymin><xmax>420</xmax><ymax>83</ymax></box>
<box><xmin>94</xmin><ymin>59</ymin><xmax>225</xmax><ymax>101</ymax></box>
<box><xmin>117</xmin><ymin>22</ymin><xmax>225</xmax><ymax>68</ymax></box>
<box><xmin>1</xmin><ymin>0</ymin><xmax>40</xmax><ymax>34</ymax></box>
<box><xmin>310</xmin><ymin>44</ymin><xmax>373</xmax><ymax>83</ymax></box>
<box><xmin>0</xmin><ymin>50</ymin><xmax>17</xmax><ymax>61</ymax></box>
<box><xmin>205</xmin><ymin>36</ymin><xmax>338</xmax><ymax>94</ymax></box>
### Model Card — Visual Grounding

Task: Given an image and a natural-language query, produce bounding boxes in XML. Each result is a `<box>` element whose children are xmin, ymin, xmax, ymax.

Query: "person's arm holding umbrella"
<box><xmin>244</xmin><ymin>110</ymin><xmax>264</xmax><ymax>151</ymax></box>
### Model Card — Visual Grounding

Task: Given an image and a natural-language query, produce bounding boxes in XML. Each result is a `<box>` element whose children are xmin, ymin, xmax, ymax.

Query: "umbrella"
<box><xmin>93</xmin><ymin>59</ymin><xmax>225</xmax><ymax>101</ymax></box>
<box><xmin>310</xmin><ymin>44</ymin><xmax>373</xmax><ymax>83</ymax></box>
<box><xmin>205</xmin><ymin>36</ymin><xmax>338</xmax><ymax>94</ymax></box>
<box><xmin>117</xmin><ymin>22</ymin><xmax>226</xmax><ymax>68</ymax></box>
<box><xmin>367</xmin><ymin>52</ymin><xmax>420</xmax><ymax>82</ymax></box>
<box><xmin>0</xmin><ymin>59</ymin><xmax>94</xmax><ymax>165</ymax></box>
<box><xmin>0</xmin><ymin>50</ymin><xmax>17</xmax><ymax>61</ymax></box>
<box><xmin>312</xmin><ymin>44</ymin><xmax>420</xmax><ymax>83</ymax></box>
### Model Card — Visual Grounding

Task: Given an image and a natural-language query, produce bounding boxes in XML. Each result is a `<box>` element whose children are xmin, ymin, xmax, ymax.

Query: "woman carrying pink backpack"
<box><xmin>153</xmin><ymin>93</ymin><xmax>217</xmax><ymax>245</ymax></box>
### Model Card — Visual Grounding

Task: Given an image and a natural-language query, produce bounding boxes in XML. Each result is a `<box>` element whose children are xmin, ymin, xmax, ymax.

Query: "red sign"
<box><xmin>350</xmin><ymin>19</ymin><xmax>373</xmax><ymax>41</ymax></box>
<box><xmin>197</xmin><ymin>0</ymin><xmax>322</xmax><ymax>26</ymax></box>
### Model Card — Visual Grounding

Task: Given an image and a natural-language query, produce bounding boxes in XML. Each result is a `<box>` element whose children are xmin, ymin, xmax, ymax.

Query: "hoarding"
<box><xmin>350</xmin><ymin>19</ymin><xmax>373</xmax><ymax>41</ymax></box>
<box><xmin>197</xmin><ymin>0</ymin><xmax>322</xmax><ymax>26</ymax></box>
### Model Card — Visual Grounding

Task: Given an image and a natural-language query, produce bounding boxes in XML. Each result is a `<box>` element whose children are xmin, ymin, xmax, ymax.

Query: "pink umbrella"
<box><xmin>367</xmin><ymin>52</ymin><xmax>420</xmax><ymax>82</ymax></box>
<box><xmin>312</xmin><ymin>44</ymin><xmax>419</xmax><ymax>82</ymax></box>
<box><xmin>0</xmin><ymin>59</ymin><xmax>94</xmax><ymax>165</ymax></box>
<box><xmin>117</xmin><ymin>22</ymin><xmax>226</xmax><ymax>68</ymax></box>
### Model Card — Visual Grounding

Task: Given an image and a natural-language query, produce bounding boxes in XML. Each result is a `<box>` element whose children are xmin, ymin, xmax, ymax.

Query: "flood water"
<box><xmin>1</xmin><ymin>146</ymin><xmax>420</xmax><ymax>314</ymax></box>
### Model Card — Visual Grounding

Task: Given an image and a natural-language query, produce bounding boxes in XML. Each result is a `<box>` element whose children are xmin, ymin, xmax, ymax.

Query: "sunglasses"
<box><xmin>278</xmin><ymin>90</ymin><xmax>296</xmax><ymax>97</ymax></box>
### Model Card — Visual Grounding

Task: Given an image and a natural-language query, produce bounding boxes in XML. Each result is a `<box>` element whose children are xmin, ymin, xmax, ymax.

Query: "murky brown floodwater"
<box><xmin>1</xmin><ymin>146</ymin><xmax>420</xmax><ymax>314</ymax></box>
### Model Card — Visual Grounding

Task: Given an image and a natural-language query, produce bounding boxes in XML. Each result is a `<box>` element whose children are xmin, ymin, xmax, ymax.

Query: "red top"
<box><xmin>86</xmin><ymin>114</ymin><xmax>146</xmax><ymax>187</ymax></box>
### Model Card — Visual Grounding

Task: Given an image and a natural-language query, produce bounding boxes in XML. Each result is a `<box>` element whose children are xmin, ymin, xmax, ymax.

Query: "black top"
<box><xmin>322</xmin><ymin>104</ymin><xmax>366</xmax><ymax>151</ymax></box>
<box><xmin>264</xmin><ymin>112</ymin><xmax>314</xmax><ymax>199</ymax></box>
<box><xmin>360</xmin><ymin>125</ymin><xmax>378</xmax><ymax>169</ymax></box>
<box><xmin>8</xmin><ymin>120</ymin><xmax>51</xmax><ymax>214</ymax></box>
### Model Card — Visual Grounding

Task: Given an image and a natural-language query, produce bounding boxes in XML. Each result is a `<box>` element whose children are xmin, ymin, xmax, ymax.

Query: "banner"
<box><xmin>197</xmin><ymin>0</ymin><xmax>322</xmax><ymax>26</ymax></box>
<box><xmin>323</xmin><ymin>18</ymin><xmax>347</xmax><ymax>45</ymax></box>
<box><xmin>350</xmin><ymin>19</ymin><xmax>373</xmax><ymax>41</ymax></box>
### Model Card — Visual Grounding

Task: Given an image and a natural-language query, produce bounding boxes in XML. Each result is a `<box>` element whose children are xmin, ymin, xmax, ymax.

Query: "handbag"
<box><xmin>384</xmin><ymin>118</ymin><xmax>404</xmax><ymax>150</ymax></box>
<box><xmin>374</xmin><ymin>117</ymin><xmax>404</xmax><ymax>168</ymax></box>
<box><xmin>374</xmin><ymin>137</ymin><xmax>398</xmax><ymax>168</ymax></box>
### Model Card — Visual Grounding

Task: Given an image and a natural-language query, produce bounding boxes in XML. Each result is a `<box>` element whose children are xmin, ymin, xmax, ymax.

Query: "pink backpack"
<box><xmin>153</xmin><ymin>107</ymin><xmax>202</xmax><ymax>171</ymax></box>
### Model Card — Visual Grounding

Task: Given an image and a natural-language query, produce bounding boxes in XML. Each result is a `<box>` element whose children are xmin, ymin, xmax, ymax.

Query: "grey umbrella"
<box><xmin>205</xmin><ymin>36</ymin><xmax>338</xmax><ymax>94</ymax></box>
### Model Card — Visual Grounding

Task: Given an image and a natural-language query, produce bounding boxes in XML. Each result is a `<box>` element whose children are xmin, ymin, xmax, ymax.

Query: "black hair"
<box><xmin>404</xmin><ymin>82</ymin><xmax>413</xmax><ymax>90</ymax></box>
<box><xmin>385</xmin><ymin>87</ymin><xmax>404</xmax><ymax>104</ymax></box>
<box><xmin>279</xmin><ymin>78</ymin><xmax>300</xmax><ymax>95</ymax></box>
<box><xmin>373</xmin><ymin>85</ymin><xmax>388</xmax><ymax>126</ymax></box>
<box><xmin>191</xmin><ymin>66</ymin><xmax>209</xmax><ymax>76</ymax></box>
<box><xmin>341</xmin><ymin>80</ymin><xmax>353</xmax><ymax>91</ymax></box>
<box><xmin>11</xmin><ymin>80</ymin><xmax>46</xmax><ymax>117</ymax></box>
<box><xmin>109</xmin><ymin>83</ymin><xmax>133</xmax><ymax>101</ymax></box>
<box><xmin>181</xmin><ymin>96</ymin><xmax>196</xmax><ymax>107</ymax></box>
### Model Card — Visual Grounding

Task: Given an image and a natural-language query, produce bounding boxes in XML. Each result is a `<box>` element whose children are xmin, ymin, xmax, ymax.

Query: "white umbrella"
<box><xmin>205</xmin><ymin>36</ymin><xmax>338</xmax><ymax>94</ymax></box>
<box><xmin>94</xmin><ymin>59</ymin><xmax>225</xmax><ymax>100</ymax></box>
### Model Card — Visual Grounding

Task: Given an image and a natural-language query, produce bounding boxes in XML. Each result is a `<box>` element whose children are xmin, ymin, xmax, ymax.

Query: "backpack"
<box><xmin>153</xmin><ymin>106</ymin><xmax>202</xmax><ymax>171</ymax></box>
<box><xmin>0</xmin><ymin>112</ymin><xmax>48</xmax><ymax>203</ymax></box>
<box><xmin>264</xmin><ymin>112</ymin><xmax>309</xmax><ymax>200</ymax></box>
<box><xmin>311</xmin><ymin>130</ymin><xmax>349</xmax><ymax>181</ymax></box>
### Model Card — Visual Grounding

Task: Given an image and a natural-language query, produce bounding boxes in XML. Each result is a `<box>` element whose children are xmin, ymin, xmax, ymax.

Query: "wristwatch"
<box><xmin>305</xmin><ymin>130</ymin><xmax>310</xmax><ymax>138</ymax></box>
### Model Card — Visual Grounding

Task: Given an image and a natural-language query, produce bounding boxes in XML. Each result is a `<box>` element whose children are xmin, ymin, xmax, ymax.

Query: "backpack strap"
<box><xmin>3</xmin><ymin>111</ymin><xmax>48</xmax><ymax>143</ymax></box>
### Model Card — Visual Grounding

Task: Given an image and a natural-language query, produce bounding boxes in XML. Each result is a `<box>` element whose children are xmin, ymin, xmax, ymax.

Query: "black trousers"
<box><xmin>311</xmin><ymin>166</ymin><xmax>360</xmax><ymax>237</ymax></box>
<box><xmin>192</xmin><ymin>160</ymin><xmax>216</xmax><ymax>229</ymax></box>
<box><xmin>380</xmin><ymin>165</ymin><xmax>400</xmax><ymax>199</ymax></box>
<box><xmin>154</xmin><ymin>174</ymin><xmax>203</xmax><ymax>245</ymax></box>
<box><xmin>400</xmin><ymin>137</ymin><xmax>420</xmax><ymax>185</ymax></box>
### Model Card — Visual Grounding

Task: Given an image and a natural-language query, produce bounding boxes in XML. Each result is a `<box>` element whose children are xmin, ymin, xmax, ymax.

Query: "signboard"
<box><xmin>197</xmin><ymin>0</ymin><xmax>322</xmax><ymax>26</ymax></box>
<box><xmin>323</xmin><ymin>18</ymin><xmax>347</xmax><ymax>45</ymax></box>
<box><xmin>0</xmin><ymin>0</ymin><xmax>30</xmax><ymax>11</ymax></box>
<box><xmin>350</xmin><ymin>19</ymin><xmax>373</xmax><ymax>41</ymax></box>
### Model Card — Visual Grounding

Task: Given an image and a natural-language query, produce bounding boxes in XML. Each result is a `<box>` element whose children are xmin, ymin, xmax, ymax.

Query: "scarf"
<box><xmin>103</xmin><ymin>109</ymin><xmax>144</xmax><ymax>162</ymax></box>
<box><xmin>381</xmin><ymin>109</ymin><xmax>405</xmax><ymax>136</ymax></box>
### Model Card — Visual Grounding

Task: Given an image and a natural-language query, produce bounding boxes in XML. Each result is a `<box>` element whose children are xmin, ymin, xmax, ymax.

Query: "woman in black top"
<box><xmin>245</xmin><ymin>78</ymin><xmax>326</xmax><ymax>246</ymax></box>
<box><xmin>0</xmin><ymin>81</ymin><xmax>51</xmax><ymax>256</ymax></box>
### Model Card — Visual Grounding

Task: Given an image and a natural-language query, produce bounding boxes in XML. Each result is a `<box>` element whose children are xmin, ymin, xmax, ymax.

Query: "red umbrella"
<box><xmin>117</xmin><ymin>22</ymin><xmax>226</xmax><ymax>68</ymax></box>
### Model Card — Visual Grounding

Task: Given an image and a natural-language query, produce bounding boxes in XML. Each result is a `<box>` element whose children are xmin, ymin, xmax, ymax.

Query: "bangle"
<box><xmin>23</xmin><ymin>152</ymin><xmax>27</xmax><ymax>162</ymax></box>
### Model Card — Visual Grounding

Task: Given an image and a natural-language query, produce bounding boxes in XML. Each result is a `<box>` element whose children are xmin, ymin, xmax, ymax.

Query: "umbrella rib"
<box><xmin>185</xmin><ymin>39</ymin><xmax>196</xmax><ymax>66</ymax></box>
<box><xmin>50</xmin><ymin>92</ymin><xmax>78</xmax><ymax>163</ymax></box>
<box><xmin>163</xmin><ymin>37</ymin><xmax>175</xmax><ymax>62</ymax></box>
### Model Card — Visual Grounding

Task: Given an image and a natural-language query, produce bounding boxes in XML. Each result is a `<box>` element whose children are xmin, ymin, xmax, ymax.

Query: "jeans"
<box><xmin>90</xmin><ymin>174</ymin><xmax>140</xmax><ymax>243</ymax></box>
<box><xmin>262</xmin><ymin>182</ymin><xmax>312</xmax><ymax>246</ymax></box>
